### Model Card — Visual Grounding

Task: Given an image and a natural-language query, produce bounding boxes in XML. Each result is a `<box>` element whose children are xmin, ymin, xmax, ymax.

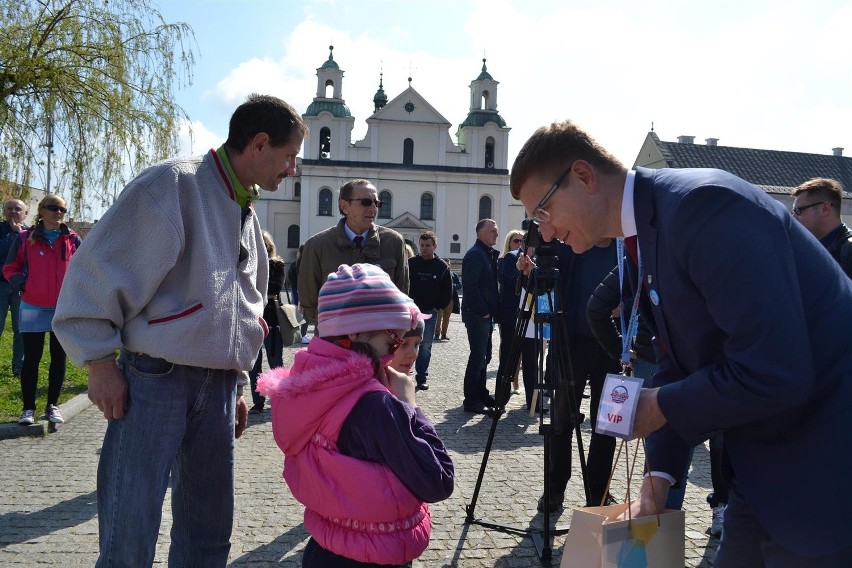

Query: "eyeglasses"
<box><xmin>347</xmin><ymin>198</ymin><xmax>383</xmax><ymax>208</ymax></box>
<box><xmin>791</xmin><ymin>201</ymin><xmax>826</xmax><ymax>216</ymax></box>
<box><xmin>530</xmin><ymin>164</ymin><xmax>573</xmax><ymax>224</ymax></box>
<box><xmin>43</xmin><ymin>204</ymin><xmax>67</xmax><ymax>214</ymax></box>
<box><xmin>384</xmin><ymin>329</ymin><xmax>404</xmax><ymax>354</ymax></box>
<box><xmin>511</xmin><ymin>238</ymin><xmax>523</xmax><ymax>244</ymax></box>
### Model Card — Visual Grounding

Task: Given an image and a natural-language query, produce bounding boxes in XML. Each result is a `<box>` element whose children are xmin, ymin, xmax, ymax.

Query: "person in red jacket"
<box><xmin>3</xmin><ymin>195</ymin><xmax>80</xmax><ymax>426</ymax></box>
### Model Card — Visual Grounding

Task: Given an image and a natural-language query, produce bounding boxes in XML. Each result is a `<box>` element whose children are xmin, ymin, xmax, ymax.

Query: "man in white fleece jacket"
<box><xmin>53</xmin><ymin>94</ymin><xmax>307</xmax><ymax>567</ymax></box>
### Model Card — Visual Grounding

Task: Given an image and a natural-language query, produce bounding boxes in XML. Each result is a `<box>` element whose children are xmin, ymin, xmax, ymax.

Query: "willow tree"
<box><xmin>0</xmin><ymin>0</ymin><xmax>195</xmax><ymax>218</ymax></box>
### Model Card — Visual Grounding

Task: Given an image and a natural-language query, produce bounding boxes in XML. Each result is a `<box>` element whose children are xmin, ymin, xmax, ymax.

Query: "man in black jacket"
<box><xmin>792</xmin><ymin>177</ymin><xmax>852</xmax><ymax>278</ymax></box>
<box><xmin>461</xmin><ymin>219</ymin><xmax>500</xmax><ymax>414</ymax></box>
<box><xmin>408</xmin><ymin>231</ymin><xmax>452</xmax><ymax>391</ymax></box>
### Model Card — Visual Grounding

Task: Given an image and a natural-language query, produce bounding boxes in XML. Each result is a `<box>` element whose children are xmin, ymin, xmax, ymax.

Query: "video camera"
<box><xmin>521</xmin><ymin>218</ymin><xmax>559</xmax><ymax>293</ymax></box>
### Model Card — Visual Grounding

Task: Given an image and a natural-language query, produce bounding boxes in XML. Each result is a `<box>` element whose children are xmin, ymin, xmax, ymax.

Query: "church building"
<box><xmin>253</xmin><ymin>47</ymin><xmax>523</xmax><ymax>264</ymax></box>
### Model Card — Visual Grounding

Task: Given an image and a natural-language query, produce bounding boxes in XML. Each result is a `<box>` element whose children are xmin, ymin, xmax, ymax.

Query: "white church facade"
<box><xmin>253</xmin><ymin>47</ymin><xmax>524</xmax><ymax>264</ymax></box>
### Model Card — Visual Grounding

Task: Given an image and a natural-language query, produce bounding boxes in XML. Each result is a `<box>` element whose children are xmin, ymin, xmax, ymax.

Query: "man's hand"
<box><xmin>88</xmin><ymin>359</ymin><xmax>128</xmax><ymax>420</ymax></box>
<box><xmin>235</xmin><ymin>395</ymin><xmax>248</xmax><ymax>439</ymax></box>
<box><xmin>618</xmin><ymin>475</ymin><xmax>671</xmax><ymax>521</ymax></box>
<box><xmin>630</xmin><ymin>387</ymin><xmax>667</xmax><ymax>439</ymax></box>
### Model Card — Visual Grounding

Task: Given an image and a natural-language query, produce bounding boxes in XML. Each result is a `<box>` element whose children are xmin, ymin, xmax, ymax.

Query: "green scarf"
<box><xmin>216</xmin><ymin>145</ymin><xmax>260</xmax><ymax>208</ymax></box>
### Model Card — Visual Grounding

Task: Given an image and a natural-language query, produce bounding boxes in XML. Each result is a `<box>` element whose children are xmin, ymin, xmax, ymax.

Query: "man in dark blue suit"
<box><xmin>510</xmin><ymin>120</ymin><xmax>852</xmax><ymax>566</ymax></box>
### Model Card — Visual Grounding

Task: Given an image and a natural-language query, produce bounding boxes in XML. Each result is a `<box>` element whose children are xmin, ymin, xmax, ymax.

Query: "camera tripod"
<box><xmin>464</xmin><ymin>234</ymin><xmax>591</xmax><ymax>564</ymax></box>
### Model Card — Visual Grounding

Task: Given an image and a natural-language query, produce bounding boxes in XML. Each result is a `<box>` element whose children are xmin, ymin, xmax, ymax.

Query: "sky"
<box><xmin>158</xmin><ymin>0</ymin><xmax>852</xmax><ymax>171</ymax></box>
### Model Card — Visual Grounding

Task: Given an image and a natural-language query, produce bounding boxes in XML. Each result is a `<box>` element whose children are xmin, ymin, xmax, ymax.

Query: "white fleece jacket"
<box><xmin>53</xmin><ymin>151</ymin><xmax>268</xmax><ymax>385</ymax></box>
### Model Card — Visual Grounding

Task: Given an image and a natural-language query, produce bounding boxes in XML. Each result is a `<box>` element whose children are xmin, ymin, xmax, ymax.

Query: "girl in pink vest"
<box><xmin>259</xmin><ymin>263</ymin><xmax>454</xmax><ymax>567</ymax></box>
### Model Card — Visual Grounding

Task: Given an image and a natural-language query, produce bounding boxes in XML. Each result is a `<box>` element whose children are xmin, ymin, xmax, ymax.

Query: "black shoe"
<box><xmin>434</xmin><ymin>335</ymin><xmax>441</xmax><ymax>341</ymax></box>
<box><xmin>537</xmin><ymin>492</ymin><xmax>565</xmax><ymax>514</ymax></box>
<box><xmin>463</xmin><ymin>402</ymin><xmax>494</xmax><ymax>415</ymax></box>
<box><xmin>588</xmin><ymin>493</ymin><xmax>618</xmax><ymax>507</ymax></box>
<box><xmin>441</xmin><ymin>335</ymin><xmax>449</xmax><ymax>340</ymax></box>
<box><xmin>249</xmin><ymin>404</ymin><xmax>264</xmax><ymax>414</ymax></box>
<box><xmin>415</xmin><ymin>382</ymin><xmax>429</xmax><ymax>391</ymax></box>
<box><xmin>481</xmin><ymin>394</ymin><xmax>497</xmax><ymax>407</ymax></box>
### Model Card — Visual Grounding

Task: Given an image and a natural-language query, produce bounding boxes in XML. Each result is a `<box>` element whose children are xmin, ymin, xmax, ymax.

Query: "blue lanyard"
<box><xmin>616</xmin><ymin>237</ymin><xmax>642</xmax><ymax>368</ymax></box>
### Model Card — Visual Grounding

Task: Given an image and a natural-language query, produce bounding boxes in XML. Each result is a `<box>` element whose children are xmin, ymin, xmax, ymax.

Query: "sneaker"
<box><xmin>415</xmin><ymin>382</ymin><xmax>429</xmax><ymax>391</ymax></box>
<box><xmin>18</xmin><ymin>409</ymin><xmax>35</xmax><ymax>425</ymax></box>
<box><xmin>248</xmin><ymin>404</ymin><xmax>264</xmax><ymax>414</ymax></box>
<box><xmin>709</xmin><ymin>504</ymin><xmax>725</xmax><ymax>537</ymax></box>
<box><xmin>300</xmin><ymin>335</ymin><xmax>311</xmax><ymax>344</ymax></box>
<box><xmin>45</xmin><ymin>404</ymin><xmax>64</xmax><ymax>424</ymax></box>
<box><xmin>441</xmin><ymin>335</ymin><xmax>449</xmax><ymax>340</ymax></box>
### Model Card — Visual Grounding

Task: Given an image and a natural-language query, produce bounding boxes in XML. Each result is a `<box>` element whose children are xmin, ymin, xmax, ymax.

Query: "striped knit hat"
<box><xmin>318</xmin><ymin>264</ymin><xmax>426</xmax><ymax>336</ymax></box>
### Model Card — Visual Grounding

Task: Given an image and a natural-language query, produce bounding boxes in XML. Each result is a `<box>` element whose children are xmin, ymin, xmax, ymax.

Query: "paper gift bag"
<box><xmin>560</xmin><ymin>503</ymin><xmax>685</xmax><ymax>568</ymax></box>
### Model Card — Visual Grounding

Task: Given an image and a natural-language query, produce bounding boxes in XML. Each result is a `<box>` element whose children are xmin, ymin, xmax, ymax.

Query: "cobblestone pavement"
<box><xmin>0</xmin><ymin>315</ymin><xmax>719</xmax><ymax>566</ymax></box>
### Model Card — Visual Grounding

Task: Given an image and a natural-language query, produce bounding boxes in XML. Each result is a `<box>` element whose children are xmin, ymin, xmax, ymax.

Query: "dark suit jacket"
<box><xmin>461</xmin><ymin>239</ymin><xmax>499</xmax><ymax>319</ymax></box>
<box><xmin>630</xmin><ymin>167</ymin><xmax>852</xmax><ymax>556</ymax></box>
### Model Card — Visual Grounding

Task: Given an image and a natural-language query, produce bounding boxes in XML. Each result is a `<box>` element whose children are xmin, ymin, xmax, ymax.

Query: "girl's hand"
<box><xmin>379</xmin><ymin>365</ymin><xmax>418</xmax><ymax>407</ymax></box>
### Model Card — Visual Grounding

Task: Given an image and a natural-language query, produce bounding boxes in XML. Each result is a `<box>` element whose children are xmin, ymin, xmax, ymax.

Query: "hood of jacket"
<box><xmin>257</xmin><ymin>338</ymin><xmax>386</xmax><ymax>455</ymax></box>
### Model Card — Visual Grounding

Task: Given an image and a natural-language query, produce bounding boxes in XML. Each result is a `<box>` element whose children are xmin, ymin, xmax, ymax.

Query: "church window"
<box><xmin>479</xmin><ymin>195</ymin><xmax>492</xmax><ymax>220</ymax></box>
<box><xmin>378</xmin><ymin>190</ymin><xmax>392</xmax><ymax>219</ymax></box>
<box><xmin>324</xmin><ymin>79</ymin><xmax>334</xmax><ymax>98</ymax></box>
<box><xmin>319</xmin><ymin>127</ymin><xmax>331</xmax><ymax>159</ymax></box>
<box><xmin>403</xmin><ymin>138</ymin><xmax>414</xmax><ymax>165</ymax></box>
<box><xmin>420</xmin><ymin>193</ymin><xmax>434</xmax><ymax>220</ymax></box>
<box><xmin>287</xmin><ymin>225</ymin><xmax>300</xmax><ymax>249</ymax></box>
<box><xmin>485</xmin><ymin>137</ymin><xmax>495</xmax><ymax>168</ymax></box>
<box><xmin>318</xmin><ymin>188</ymin><xmax>333</xmax><ymax>216</ymax></box>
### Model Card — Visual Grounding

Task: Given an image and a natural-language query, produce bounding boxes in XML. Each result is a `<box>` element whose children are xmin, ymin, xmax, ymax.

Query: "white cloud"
<box><xmin>177</xmin><ymin>119</ymin><xmax>222</xmax><ymax>157</ymax></box>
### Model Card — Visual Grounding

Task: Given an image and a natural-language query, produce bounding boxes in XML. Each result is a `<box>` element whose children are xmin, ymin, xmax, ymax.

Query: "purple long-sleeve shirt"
<box><xmin>338</xmin><ymin>391</ymin><xmax>455</xmax><ymax>504</ymax></box>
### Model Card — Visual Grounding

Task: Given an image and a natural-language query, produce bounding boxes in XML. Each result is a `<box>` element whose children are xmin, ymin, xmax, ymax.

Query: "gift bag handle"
<box><xmin>601</xmin><ymin>438</ymin><xmax>663</xmax><ymax>527</ymax></box>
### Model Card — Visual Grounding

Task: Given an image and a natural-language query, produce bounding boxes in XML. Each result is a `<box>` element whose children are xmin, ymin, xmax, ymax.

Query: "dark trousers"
<box><xmin>546</xmin><ymin>335</ymin><xmax>621</xmax><ymax>506</ymax></box>
<box><xmin>498</xmin><ymin>322</ymin><xmax>538</xmax><ymax>409</ymax></box>
<box><xmin>462</xmin><ymin>314</ymin><xmax>493</xmax><ymax>407</ymax></box>
<box><xmin>20</xmin><ymin>331</ymin><xmax>66</xmax><ymax>410</ymax></box>
<box><xmin>302</xmin><ymin>537</ymin><xmax>412</xmax><ymax>568</ymax></box>
<box><xmin>249</xmin><ymin>325</ymin><xmax>283</xmax><ymax>408</ymax></box>
<box><xmin>715</xmin><ymin>482</ymin><xmax>852</xmax><ymax>567</ymax></box>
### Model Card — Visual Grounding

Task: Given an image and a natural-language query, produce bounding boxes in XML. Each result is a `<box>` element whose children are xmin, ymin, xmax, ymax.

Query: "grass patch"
<box><xmin>0</xmin><ymin>313</ymin><xmax>89</xmax><ymax>423</ymax></box>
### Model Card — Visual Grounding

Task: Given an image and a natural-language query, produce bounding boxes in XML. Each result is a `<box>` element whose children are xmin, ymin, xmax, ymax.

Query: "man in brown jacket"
<box><xmin>298</xmin><ymin>179</ymin><xmax>409</xmax><ymax>329</ymax></box>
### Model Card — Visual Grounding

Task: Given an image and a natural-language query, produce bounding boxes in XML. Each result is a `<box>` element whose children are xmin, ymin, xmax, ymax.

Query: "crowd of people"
<box><xmin>3</xmin><ymin>93</ymin><xmax>848</xmax><ymax>567</ymax></box>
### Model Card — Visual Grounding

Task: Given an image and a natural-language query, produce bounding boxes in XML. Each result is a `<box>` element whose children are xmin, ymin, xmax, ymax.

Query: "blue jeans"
<box><xmin>414</xmin><ymin>309</ymin><xmax>437</xmax><ymax>384</ymax></box>
<box><xmin>96</xmin><ymin>351</ymin><xmax>237</xmax><ymax>567</ymax></box>
<box><xmin>715</xmin><ymin>481</ymin><xmax>852</xmax><ymax>567</ymax></box>
<box><xmin>0</xmin><ymin>280</ymin><xmax>23</xmax><ymax>371</ymax></box>
<box><xmin>462</xmin><ymin>313</ymin><xmax>493</xmax><ymax>407</ymax></box>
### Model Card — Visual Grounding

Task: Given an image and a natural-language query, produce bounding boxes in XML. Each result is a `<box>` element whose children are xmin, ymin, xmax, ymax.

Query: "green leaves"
<box><xmin>0</xmin><ymin>0</ymin><xmax>196</xmax><ymax>216</ymax></box>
